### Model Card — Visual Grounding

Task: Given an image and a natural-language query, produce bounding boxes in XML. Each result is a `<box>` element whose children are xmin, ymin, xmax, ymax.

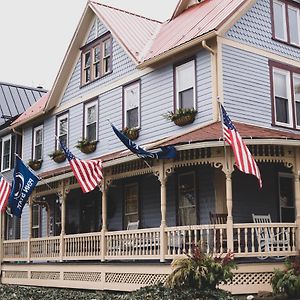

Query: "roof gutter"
<box><xmin>137</xmin><ymin>31</ymin><xmax>216</xmax><ymax>69</ymax></box>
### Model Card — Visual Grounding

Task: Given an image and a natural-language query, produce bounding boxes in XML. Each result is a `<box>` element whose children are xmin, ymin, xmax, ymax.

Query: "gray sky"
<box><xmin>0</xmin><ymin>0</ymin><xmax>177</xmax><ymax>90</ymax></box>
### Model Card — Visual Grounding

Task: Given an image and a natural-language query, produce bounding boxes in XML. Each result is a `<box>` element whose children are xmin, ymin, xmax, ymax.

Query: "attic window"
<box><xmin>81</xmin><ymin>33</ymin><xmax>112</xmax><ymax>86</ymax></box>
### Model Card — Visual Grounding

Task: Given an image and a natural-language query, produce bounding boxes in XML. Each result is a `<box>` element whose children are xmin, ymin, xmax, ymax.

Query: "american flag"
<box><xmin>221</xmin><ymin>105</ymin><xmax>262</xmax><ymax>188</ymax></box>
<box><xmin>60</xmin><ymin>142</ymin><xmax>103</xmax><ymax>193</ymax></box>
<box><xmin>0</xmin><ymin>176</ymin><xmax>11</xmax><ymax>212</ymax></box>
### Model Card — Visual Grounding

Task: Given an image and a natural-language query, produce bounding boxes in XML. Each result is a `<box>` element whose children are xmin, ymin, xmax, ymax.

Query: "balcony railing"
<box><xmin>2</xmin><ymin>223</ymin><xmax>298</xmax><ymax>262</ymax></box>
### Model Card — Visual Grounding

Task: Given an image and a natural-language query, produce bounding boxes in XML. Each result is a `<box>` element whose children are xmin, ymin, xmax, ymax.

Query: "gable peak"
<box><xmin>171</xmin><ymin>0</ymin><xmax>204</xmax><ymax>20</ymax></box>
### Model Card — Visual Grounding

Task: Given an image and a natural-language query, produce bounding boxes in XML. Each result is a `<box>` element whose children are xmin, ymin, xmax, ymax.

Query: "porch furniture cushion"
<box><xmin>252</xmin><ymin>213</ymin><xmax>289</xmax><ymax>259</ymax></box>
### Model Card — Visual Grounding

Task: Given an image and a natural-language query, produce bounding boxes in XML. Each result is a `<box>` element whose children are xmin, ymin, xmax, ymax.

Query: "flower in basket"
<box><xmin>75</xmin><ymin>138</ymin><xmax>98</xmax><ymax>154</ymax></box>
<box><xmin>28</xmin><ymin>159</ymin><xmax>43</xmax><ymax>171</ymax></box>
<box><xmin>163</xmin><ymin>108</ymin><xmax>197</xmax><ymax>126</ymax></box>
<box><xmin>121</xmin><ymin>127</ymin><xmax>139</xmax><ymax>140</ymax></box>
<box><xmin>49</xmin><ymin>149</ymin><xmax>66</xmax><ymax>163</ymax></box>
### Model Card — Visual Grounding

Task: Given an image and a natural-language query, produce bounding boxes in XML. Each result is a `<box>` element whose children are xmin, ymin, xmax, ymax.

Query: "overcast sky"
<box><xmin>0</xmin><ymin>0</ymin><xmax>177</xmax><ymax>90</ymax></box>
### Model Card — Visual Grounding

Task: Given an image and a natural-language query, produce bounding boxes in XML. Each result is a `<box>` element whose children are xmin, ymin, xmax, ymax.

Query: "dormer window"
<box><xmin>81</xmin><ymin>34</ymin><xmax>112</xmax><ymax>86</ymax></box>
<box><xmin>272</xmin><ymin>0</ymin><xmax>300</xmax><ymax>46</ymax></box>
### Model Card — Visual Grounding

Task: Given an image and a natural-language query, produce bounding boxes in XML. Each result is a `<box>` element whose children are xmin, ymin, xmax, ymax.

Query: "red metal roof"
<box><xmin>12</xmin><ymin>92</ymin><xmax>49</xmax><ymax>126</ymax></box>
<box><xmin>143</xmin><ymin>0</ymin><xmax>246</xmax><ymax>61</ymax></box>
<box><xmin>89</xmin><ymin>1</ymin><xmax>162</xmax><ymax>63</ymax></box>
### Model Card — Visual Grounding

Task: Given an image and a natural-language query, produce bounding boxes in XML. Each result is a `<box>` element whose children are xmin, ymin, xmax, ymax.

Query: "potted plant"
<box><xmin>75</xmin><ymin>138</ymin><xmax>98</xmax><ymax>154</ymax></box>
<box><xmin>49</xmin><ymin>149</ymin><xmax>66</xmax><ymax>163</ymax></box>
<box><xmin>121</xmin><ymin>127</ymin><xmax>139</xmax><ymax>140</ymax></box>
<box><xmin>28</xmin><ymin>159</ymin><xmax>43</xmax><ymax>171</ymax></box>
<box><xmin>164</xmin><ymin>108</ymin><xmax>197</xmax><ymax>126</ymax></box>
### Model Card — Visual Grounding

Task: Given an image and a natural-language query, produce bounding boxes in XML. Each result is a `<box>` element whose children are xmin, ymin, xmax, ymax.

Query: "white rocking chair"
<box><xmin>252</xmin><ymin>214</ymin><xmax>289</xmax><ymax>260</ymax></box>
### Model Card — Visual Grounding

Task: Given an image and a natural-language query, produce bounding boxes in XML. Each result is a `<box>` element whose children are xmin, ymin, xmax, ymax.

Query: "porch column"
<box><xmin>0</xmin><ymin>211</ymin><xmax>3</xmax><ymax>274</ymax></box>
<box><xmin>59</xmin><ymin>187</ymin><xmax>66</xmax><ymax>262</ymax></box>
<box><xmin>294</xmin><ymin>172</ymin><xmax>300</xmax><ymax>250</ymax></box>
<box><xmin>101</xmin><ymin>181</ymin><xmax>107</xmax><ymax>262</ymax></box>
<box><xmin>225</xmin><ymin>171</ymin><xmax>234</xmax><ymax>251</ymax></box>
<box><xmin>27</xmin><ymin>197</ymin><xmax>33</xmax><ymax>262</ymax></box>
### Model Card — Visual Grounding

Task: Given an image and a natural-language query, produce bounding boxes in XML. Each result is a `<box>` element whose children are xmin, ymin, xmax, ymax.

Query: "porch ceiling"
<box><xmin>38</xmin><ymin>121</ymin><xmax>300</xmax><ymax>181</ymax></box>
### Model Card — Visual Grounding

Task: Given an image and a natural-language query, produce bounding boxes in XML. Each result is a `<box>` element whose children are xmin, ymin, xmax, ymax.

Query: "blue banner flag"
<box><xmin>8</xmin><ymin>156</ymin><xmax>40</xmax><ymax>218</ymax></box>
<box><xmin>111</xmin><ymin>124</ymin><xmax>176</xmax><ymax>159</ymax></box>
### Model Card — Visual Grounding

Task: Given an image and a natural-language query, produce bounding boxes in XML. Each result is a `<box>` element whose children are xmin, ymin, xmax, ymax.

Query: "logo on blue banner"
<box><xmin>8</xmin><ymin>156</ymin><xmax>39</xmax><ymax>218</ymax></box>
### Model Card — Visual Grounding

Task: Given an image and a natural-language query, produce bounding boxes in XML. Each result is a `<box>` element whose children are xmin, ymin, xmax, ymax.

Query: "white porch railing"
<box><xmin>106</xmin><ymin>228</ymin><xmax>160</xmax><ymax>259</ymax></box>
<box><xmin>2</xmin><ymin>223</ymin><xmax>298</xmax><ymax>262</ymax></box>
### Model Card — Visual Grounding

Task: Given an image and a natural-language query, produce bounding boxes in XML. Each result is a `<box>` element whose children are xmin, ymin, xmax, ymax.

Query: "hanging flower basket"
<box><xmin>122</xmin><ymin>127</ymin><xmax>139</xmax><ymax>140</ymax></box>
<box><xmin>76</xmin><ymin>139</ymin><xmax>98</xmax><ymax>154</ymax></box>
<box><xmin>49</xmin><ymin>150</ymin><xmax>66</xmax><ymax>163</ymax></box>
<box><xmin>164</xmin><ymin>108</ymin><xmax>197</xmax><ymax>127</ymax></box>
<box><xmin>28</xmin><ymin>159</ymin><xmax>43</xmax><ymax>171</ymax></box>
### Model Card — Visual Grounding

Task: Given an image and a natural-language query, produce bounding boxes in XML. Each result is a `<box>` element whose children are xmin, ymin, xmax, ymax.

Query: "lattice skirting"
<box><xmin>1</xmin><ymin>262</ymin><xmax>283</xmax><ymax>294</ymax></box>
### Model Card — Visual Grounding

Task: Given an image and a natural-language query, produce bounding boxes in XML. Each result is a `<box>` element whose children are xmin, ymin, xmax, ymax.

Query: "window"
<box><xmin>1</xmin><ymin>135</ymin><xmax>11</xmax><ymax>171</ymax></box>
<box><xmin>175</xmin><ymin>60</ymin><xmax>196</xmax><ymax>109</ymax></box>
<box><xmin>178</xmin><ymin>172</ymin><xmax>197</xmax><ymax>226</ymax></box>
<box><xmin>32</xmin><ymin>204</ymin><xmax>41</xmax><ymax>238</ymax></box>
<box><xmin>84</xmin><ymin>100</ymin><xmax>98</xmax><ymax>141</ymax></box>
<box><xmin>271</xmin><ymin>62</ymin><xmax>300</xmax><ymax>129</ymax></box>
<box><xmin>123</xmin><ymin>82</ymin><xmax>140</xmax><ymax>128</ymax></box>
<box><xmin>56</xmin><ymin>114</ymin><xmax>68</xmax><ymax>149</ymax></box>
<box><xmin>272</xmin><ymin>0</ymin><xmax>300</xmax><ymax>46</ymax></box>
<box><xmin>124</xmin><ymin>183</ymin><xmax>139</xmax><ymax>229</ymax></box>
<box><xmin>81</xmin><ymin>34</ymin><xmax>112</xmax><ymax>85</ymax></box>
<box><xmin>33</xmin><ymin>125</ymin><xmax>43</xmax><ymax>160</ymax></box>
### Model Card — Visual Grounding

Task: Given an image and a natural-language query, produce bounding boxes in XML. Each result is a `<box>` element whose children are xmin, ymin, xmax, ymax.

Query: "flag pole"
<box><xmin>218</xmin><ymin>98</ymin><xmax>229</xmax><ymax>171</ymax></box>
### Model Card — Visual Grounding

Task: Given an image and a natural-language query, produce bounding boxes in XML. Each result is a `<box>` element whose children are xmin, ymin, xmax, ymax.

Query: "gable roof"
<box><xmin>142</xmin><ymin>0</ymin><xmax>248</xmax><ymax>63</ymax></box>
<box><xmin>89</xmin><ymin>1</ymin><xmax>162</xmax><ymax>63</ymax></box>
<box><xmin>0</xmin><ymin>82</ymin><xmax>47</xmax><ymax>127</ymax></box>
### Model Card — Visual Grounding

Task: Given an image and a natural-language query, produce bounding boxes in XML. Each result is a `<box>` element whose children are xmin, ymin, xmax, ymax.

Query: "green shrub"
<box><xmin>165</xmin><ymin>244</ymin><xmax>237</xmax><ymax>290</ymax></box>
<box><xmin>271</xmin><ymin>254</ymin><xmax>300</xmax><ymax>299</ymax></box>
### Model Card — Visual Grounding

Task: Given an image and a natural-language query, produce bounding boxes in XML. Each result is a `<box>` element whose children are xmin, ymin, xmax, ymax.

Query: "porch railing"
<box><xmin>2</xmin><ymin>223</ymin><xmax>298</xmax><ymax>262</ymax></box>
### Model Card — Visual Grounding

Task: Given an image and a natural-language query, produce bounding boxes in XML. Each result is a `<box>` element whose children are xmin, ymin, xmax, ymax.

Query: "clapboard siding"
<box><xmin>226</xmin><ymin>0</ymin><xmax>300</xmax><ymax>60</ymax></box>
<box><xmin>61</xmin><ymin>19</ymin><xmax>136</xmax><ymax>104</ymax></box>
<box><xmin>21</xmin><ymin>204</ymin><xmax>29</xmax><ymax>239</ymax></box>
<box><xmin>222</xmin><ymin>44</ymin><xmax>272</xmax><ymax>127</ymax></box>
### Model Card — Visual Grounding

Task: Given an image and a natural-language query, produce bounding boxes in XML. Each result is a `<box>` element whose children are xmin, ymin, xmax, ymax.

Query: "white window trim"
<box><xmin>273</xmin><ymin>68</ymin><xmax>293</xmax><ymax>128</ymax></box>
<box><xmin>293</xmin><ymin>73</ymin><xmax>300</xmax><ymax>129</ymax></box>
<box><xmin>175</xmin><ymin>60</ymin><xmax>196</xmax><ymax>110</ymax></box>
<box><xmin>56</xmin><ymin>114</ymin><xmax>69</xmax><ymax>149</ymax></box>
<box><xmin>273</xmin><ymin>0</ymin><xmax>288</xmax><ymax>42</ymax></box>
<box><xmin>123</xmin><ymin>82</ymin><xmax>141</xmax><ymax>129</ymax></box>
<box><xmin>1</xmin><ymin>134</ymin><xmax>11</xmax><ymax>172</ymax></box>
<box><xmin>33</xmin><ymin>125</ymin><xmax>43</xmax><ymax>161</ymax></box>
<box><xmin>84</xmin><ymin>100</ymin><xmax>98</xmax><ymax>141</ymax></box>
<box><xmin>288</xmin><ymin>5</ymin><xmax>300</xmax><ymax>46</ymax></box>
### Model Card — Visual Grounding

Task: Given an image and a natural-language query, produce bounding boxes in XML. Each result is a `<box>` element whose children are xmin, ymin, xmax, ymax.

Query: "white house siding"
<box><xmin>61</xmin><ymin>18</ymin><xmax>136</xmax><ymax>104</ymax></box>
<box><xmin>226</xmin><ymin>0</ymin><xmax>300</xmax><ymax>61</ymax></box>
<box><xmin>222</xmin><ymin>44</ymin><xmax>272</xmax><ymax>127</ymax></box>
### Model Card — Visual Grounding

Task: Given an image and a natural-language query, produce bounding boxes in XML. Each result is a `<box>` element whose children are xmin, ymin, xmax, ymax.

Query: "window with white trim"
<box><xmin>84</xmin><ymin>100</ymin><xmax>98</xmax><ymax>141</ymax></box>
<box><xmin>123</xmin><ymin>82</ymin><xmax>140</xmax><ymax>129</ymax></box>
<box><xmin>272</xmin><ymin>0</ymin><xmax>300</xmax><ymax>46</ymax></box>
<box><xmin>32</xmin><ymin>204</ymin><xmax>41</xmax><ymax>238</ymax></box>
<box><xmin>124</xmin><ymin>183</ymin><xmax>139</xmax><ymax>229</ymax></box>
<box><xmin>273</xmin><ymin>68</ymin><xmax>293</xmax><ymax>126</ymax></box>
<box><xmin>178</xmin><ymin>172</ymin><xmax>197</xmax><ymax>226</ymax></box>
<box><xmin>56</xmin><ymin>114</ymin><xmax>68</xmax><ymax>149</ymax></box>
<box><xmin>1</xmin><ymin>135</ymin><xmax>11</xmax><ymax>172</ymax></box>
<box><xmin>294</xmin><ymin>74</ymin><xmax>300</xmax><ymax>126</ymax></box>
<box><xmin>175</xmin><ymin>60</ymin><xmax>196</xmax><ymax>109</ymax></box>
<box><xmin>33</xmin><ymin>125</ymin><xmax>43</xmax><ymax>161</ymax></box>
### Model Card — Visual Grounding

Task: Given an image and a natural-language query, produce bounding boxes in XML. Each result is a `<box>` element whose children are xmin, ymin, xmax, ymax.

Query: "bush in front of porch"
<box><xmin>271</xmin><ymin>254</ymin><xmax>300</xmax><ymax>299</ymax></box>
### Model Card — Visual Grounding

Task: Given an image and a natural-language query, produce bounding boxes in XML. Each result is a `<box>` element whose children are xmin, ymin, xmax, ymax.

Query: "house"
<box><xmin>0</xmin><ymin>82</ymin><xmax>47</xmax><ymax>241</ymax></box>
<box><xmin>1</xmin><ymin>0</ymin><xmax>300</xmax><ymax>294</ymax></box>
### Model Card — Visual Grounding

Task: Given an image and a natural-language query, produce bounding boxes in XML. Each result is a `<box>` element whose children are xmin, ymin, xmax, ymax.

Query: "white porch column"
<box><xmin>59</xmin><ymin>186</ymin><xmax>67</xmax><ymax>262</ymax></box>
<box><xmin>0</xmin><ymin>211</ymin><xmax>4</xmax><ymax>274</ymax></box>
<box><xmin>101</xmin><ymin>180</ymin><xmax>108</xmax><ymax>262</ymax></box>
<box><xmin>27</xmin><ymin>197</ymin><xmax>33</xmax><ymax>262</ymax></box>
<box><xmin>294</xmin><ymin>148</ymin><xmax>300</xmax><ymax>250</ymax></box>
<box><xmin>225</xmin><ymin>170</ymin><xmax>234</xmax><ymax>252</ymax></box>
